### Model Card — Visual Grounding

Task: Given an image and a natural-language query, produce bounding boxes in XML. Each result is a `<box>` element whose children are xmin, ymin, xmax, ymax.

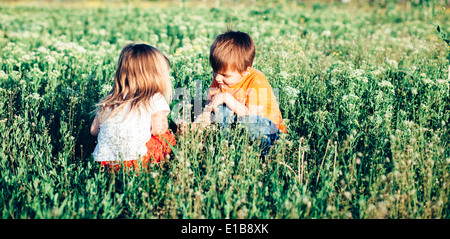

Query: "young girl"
<box><xmin>90</xmin><ymin>43</ymin><xmax>176</xmax><ymax>172</ymax></box>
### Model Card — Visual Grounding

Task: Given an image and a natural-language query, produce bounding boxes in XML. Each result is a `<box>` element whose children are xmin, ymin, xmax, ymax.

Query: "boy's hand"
<box><xmin>209</xmin><ymin>92</ymin><xmax>231</xmax><ymax>111</ymax></box>
<box><xmin>209</xmin><ymin>92</ymin><xmax>250</xmax><ymax>117</ymax></box>
<box><xmin>193</xmin><ymin>110</ymin><xmax>212</xmax><ymax>128</ymax></box>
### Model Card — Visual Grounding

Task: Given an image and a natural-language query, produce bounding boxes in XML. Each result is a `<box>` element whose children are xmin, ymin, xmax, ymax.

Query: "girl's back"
<box><xmin>93</xmin><ymin>92</ymin><xmax>169</xmax><ymax>162</ymax></box>
<box><xmin>90</xmin><ymin>43</ymin><xmax>173</xmax><ymax>166</ymax></box>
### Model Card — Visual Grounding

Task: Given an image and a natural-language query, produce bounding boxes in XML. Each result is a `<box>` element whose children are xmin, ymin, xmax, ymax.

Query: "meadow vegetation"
<box><xmin>0</xmin><ymin>0</ymin><xmax>449</xmax><ymax>218</ymax></box>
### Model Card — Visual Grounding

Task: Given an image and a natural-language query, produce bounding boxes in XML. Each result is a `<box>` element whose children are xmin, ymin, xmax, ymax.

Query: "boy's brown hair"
<box><xmin>209</xmin><ymin>30</ymin><xmax>255</xmax><ymax>73</ymax></box>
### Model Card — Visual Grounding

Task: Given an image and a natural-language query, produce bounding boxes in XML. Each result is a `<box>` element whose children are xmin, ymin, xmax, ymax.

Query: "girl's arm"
<box><xmin>152</xmin><ymin>110</ymin><xmax>170</xmax><ymax>135</ymax></box>
<box><xmin>90</xmin><ymin>115</ymin><xmax>100</xmax><ymax>136</ymax></box>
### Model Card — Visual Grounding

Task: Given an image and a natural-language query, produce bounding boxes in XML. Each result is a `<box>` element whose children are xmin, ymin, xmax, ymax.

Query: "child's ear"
<box><xmin>243</xmin><ymin>67</ymin><xmax>251</xmax><ymax>76</ymax></box>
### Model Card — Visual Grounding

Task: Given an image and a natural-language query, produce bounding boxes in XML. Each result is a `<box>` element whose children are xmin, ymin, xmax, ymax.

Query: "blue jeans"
<box><xmin>213</xmin><ymin>105</ymin><xmax>279</xmax><ymax>157</ymax></box>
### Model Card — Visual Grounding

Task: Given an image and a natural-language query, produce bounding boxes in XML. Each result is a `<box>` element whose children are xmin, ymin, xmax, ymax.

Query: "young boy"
<box><xmin>194</xmin><ymin>30</ymin><xmax>287</xmax><ymax>156</ymax></box>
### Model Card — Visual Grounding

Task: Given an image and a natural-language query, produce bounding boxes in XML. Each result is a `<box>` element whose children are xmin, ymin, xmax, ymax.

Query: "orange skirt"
<box><xmin>100</xmin><ymin>130</ymin><xmax>176</xmax><ymax>172</ymax></box>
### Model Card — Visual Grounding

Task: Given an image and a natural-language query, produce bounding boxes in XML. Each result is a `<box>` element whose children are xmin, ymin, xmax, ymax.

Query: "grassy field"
<box><xmin>0</xmin><ymin>0</ymin><xmax>449</xmax><ymax>219</ymax></box>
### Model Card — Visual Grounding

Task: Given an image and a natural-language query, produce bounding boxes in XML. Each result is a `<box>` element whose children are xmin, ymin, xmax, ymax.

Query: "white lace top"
<box><xmin>93</xmin><ymin>93</ymin><xmax>170</xmax><ymax>163</ymax></box>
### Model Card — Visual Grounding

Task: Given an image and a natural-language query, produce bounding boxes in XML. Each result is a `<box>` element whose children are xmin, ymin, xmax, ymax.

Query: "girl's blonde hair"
<box><xmin>96</xmin><ymin>43</ymin><xmax>172</xmax><ymax>123</ymax></box>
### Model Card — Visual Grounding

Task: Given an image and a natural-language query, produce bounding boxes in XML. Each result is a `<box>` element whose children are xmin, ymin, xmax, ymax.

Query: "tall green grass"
<box><xmin>0</xmin><ymin>1</ymin><xmax>449</xmax><ymax>218</ymax></box>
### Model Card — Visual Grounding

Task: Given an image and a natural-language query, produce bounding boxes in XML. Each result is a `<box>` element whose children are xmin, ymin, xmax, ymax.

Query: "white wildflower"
<box><xmin>422</xmin><ymin>78</ymin><xmax>434</xmax><ymax>85</ymax></box>
<box><xmin>385</xmin><ymin>58</ymin><xmax>398</xmax><ymax>68</ymax></box>
<box><xmin>49</xmin><ymin>70</ymin><xmax>61</xmax><ymax>79</ymax></box>
<box><xmin>330</xmin><ymin>78</ymin><xmax>340</xmax><ymax>85</ymax></box>
<box><xmin>100</xmin><ymin>84</ymin><xmax>112</xmax><ymax>96</ymax></box>
<box><xmin>21</xmin><ymin>54</ymin><xmax>31</xmax><ymax>61</ymax></box>
<box><xmin>403</xmin><ymin>120</ymin><xmax>414</xmax><ymax>128</ymax></box>
<box><xmin>343</xmin><ymin>191</ymin><xmax>352</xmax><ymax>201</ymax></box>
<box><xmin>342</xmin><ymin>94</ymin><xmax>359</xmax><ymax>101</ymax></box>
<box><xmin>0</xmin><ymin>70</ymin><xmax>7</xmax><ymax>80</ymax></box>
<box><xmin>37</xmin><ymin>46</ymin><xmax>48</xmax><ymax>53</ymax></box>
<box><xmin>284</xmin><ymin>86</ymin><xmax>300</xmax><ymax>98</ymax></box>
<box><xmin>321</xmin><ymin>30</ymin><xmax>332</xmax><ymax>37</ymax></box>
<box><xmin>45</xmin><ymin>55</ymin><xmax>56</xmax><ymax>65</ymax></box>
<box><xmin>436</xmin><ymin>79</ymin><xmax>447</xmax><ymax>85</ymax></box>
<box><xmin>378</xmin><ymin>80</ymin><xmax>394</xmax><ymax>88</ymax></box>
<box><xmin>278</xmin><ymin>71</ymin><xmax>290</xmax><ymax>80</ymax></box>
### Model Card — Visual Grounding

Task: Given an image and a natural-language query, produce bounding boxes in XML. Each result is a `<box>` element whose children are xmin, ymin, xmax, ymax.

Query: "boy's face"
<box><xmin>213</xmin><ymin>67</ymin><xmax>248</xmax><ymax>88</ymax></box>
